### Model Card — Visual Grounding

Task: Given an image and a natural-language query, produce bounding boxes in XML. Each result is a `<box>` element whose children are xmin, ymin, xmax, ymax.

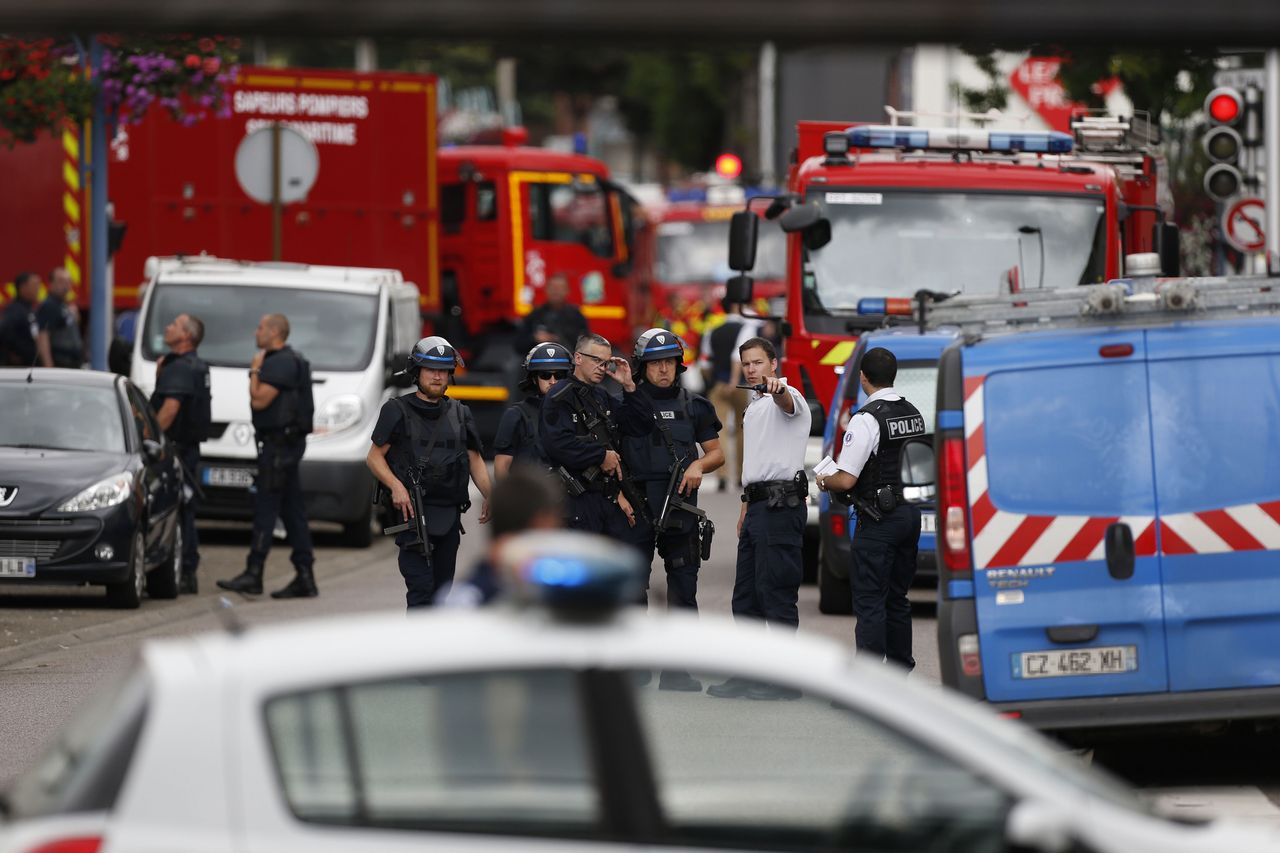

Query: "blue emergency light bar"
<box><xmin>847</xmin><ymin>126</ymin><xmax>1073</xmax><ymax>155</ymax></box>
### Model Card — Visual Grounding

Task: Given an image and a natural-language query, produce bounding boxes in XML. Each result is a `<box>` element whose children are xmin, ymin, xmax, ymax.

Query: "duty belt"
<box><xmin>743</xmin><ymin>478</ymin><xmax>805</xmax><ymax>504</ymax></box>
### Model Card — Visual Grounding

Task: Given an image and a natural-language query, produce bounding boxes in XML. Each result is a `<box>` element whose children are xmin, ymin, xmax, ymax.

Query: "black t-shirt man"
<box><xmin>252</xmin><ymin>347</ymin><xmax>304</xmax><ymax>436</ymax></box>
<box><xmin>36</xmin><ymin>295</ymin><xmax>82</xmax><ymax>367</ymax></box>
<box><xmin>151</xmin><ymin>351</ymin><xmax>204</xmax><ymax>445</ymax></box>
<box><xmin>371</xmin><ymin>393</ymin><xmax>484</xmax><ymax>460</ymax></box>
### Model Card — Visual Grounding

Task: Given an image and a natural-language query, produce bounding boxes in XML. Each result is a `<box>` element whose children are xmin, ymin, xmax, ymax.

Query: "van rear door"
<box><xmin>964</xmin><ymin>330</ymin><xmax>1168</xmax><ymax>702</ymax></box>
<box><xmin>1146</xmin><ymin>321</ymin><xmax>1280</xmax><ymax>692</ymax></box>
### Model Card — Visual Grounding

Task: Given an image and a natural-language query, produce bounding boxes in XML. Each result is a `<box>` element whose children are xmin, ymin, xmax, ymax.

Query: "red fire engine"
<box><xmin>727</xmin><ymin>111</ymin><xmax>1179</xmax><ymax>412</ymax></box>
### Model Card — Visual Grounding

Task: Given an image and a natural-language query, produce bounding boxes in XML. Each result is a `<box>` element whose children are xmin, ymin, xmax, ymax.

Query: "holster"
<box><xmin>699</xmin><ymin>518</ymin><xmax>715</xmax><ymax>561</ymax></box>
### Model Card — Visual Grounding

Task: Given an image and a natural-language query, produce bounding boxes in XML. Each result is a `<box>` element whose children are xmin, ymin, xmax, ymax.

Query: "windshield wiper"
<box><xmin>3</xmin><ymin>443</ymin><xmax>65</xmax><ymax>451</ymax></box>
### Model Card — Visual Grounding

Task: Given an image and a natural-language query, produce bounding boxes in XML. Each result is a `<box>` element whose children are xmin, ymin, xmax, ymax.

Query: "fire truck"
<box><xmin>647</xmin><ymin>186</ymin><xmax>786</xmax><ymax>367</ymax></box>
<box><xmin>726</xmin><ymin>111</ymin><xmax>1181</xmax><ymax>415</ymax></box>
<box><xmin>0</xmin><ymin>66</ymin><xmax>648</xmax><ymax>436</ymax></box>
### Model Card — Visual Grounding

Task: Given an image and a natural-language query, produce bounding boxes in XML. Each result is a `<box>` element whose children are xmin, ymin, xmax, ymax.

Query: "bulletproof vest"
<box><xmin>251</xmin><ymin>349</ymin><xmax>299</xmax><ymax>434</ymax></box>
<box><xmin>386</xmin><ymin>395</ymin><xmax>470</xmax><ymax>507</ymax></box>
<box><xmin>513</xmin><ymin>397</ymin><xmax>549</xmax><ymax>468</ymax></box>
<box><xmin>622</xmin><ymin>386</ymin><xmax>697</xmax><ymax>481</ymax></box>
<box><xmin>853</xmin><ymin>397</ymin><xmax>926</xmax><ymax>501</ymax></box>
<box><xmin>565</xmin><ymin>382</ymin><xmax>616</xmax><ymax>446</ymax></box>
<box><xmin>160</xmin><ymin>351</ymin><xmax>212</xmax><ymax>445</ymax></box>
<box><xmin>708</xmin><ymin>320</ymin><xmax>741</xmax><ymax>382</ymax></box>
<box><xmin>48</xmin><ymin>303</ymin><xmax>82</xmax><ymax>364</ymax></box>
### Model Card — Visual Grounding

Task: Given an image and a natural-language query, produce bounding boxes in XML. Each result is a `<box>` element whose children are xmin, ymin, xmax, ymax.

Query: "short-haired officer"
<box><xmin>709</xmin><ymin>336</ymin><xmax>811</xmax><ymax>700</ymax></box>
<box><xmin>492</xmin><ymin>342</ymin><xmax>572</xmax><ymax>480</ymax></box>
<box><xmin>817</xmin><ymin>347</ymin><xmax>924</xmax><ymax>670</ymax></box>
<box><xmin>620</xmin><ymin>330</ymin><xmax>723</xmax><ymax>612</ymax></box>
<box><xmin>366</xmin><ymin>336</ymin><xmax>493</xmax><ymax>609</ymax></box>
<box><xmin>150</xmin><ymin>313</ymin><xmax>211</xmax><ymax>594</ymax></box>
<box><xmin>541</xmin><ymin>332</ymin><xmax>654</xmax><ymax>540</ymax></box>
<box><xmin>217</xmin><ymin>313</ymin><xmax>317</xmax><ymax>599</ymax></box>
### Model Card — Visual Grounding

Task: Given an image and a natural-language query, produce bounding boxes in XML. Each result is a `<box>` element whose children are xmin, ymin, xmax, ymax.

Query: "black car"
<box><xmin>0</xmin><ymin>368</ymin><xmax>184</xmax><ymax>608</ymax></box>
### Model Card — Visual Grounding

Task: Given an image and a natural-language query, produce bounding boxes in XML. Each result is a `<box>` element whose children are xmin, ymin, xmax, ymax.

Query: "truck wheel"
<box><xmin>340</xmin><ymin>501</ymin><xmax>374</xmax><ymax>548</ymax></box>
<box><xmin>817</xmin><ymin>550</ymin><xmax>853</xmax><ymax>616</ymax></box>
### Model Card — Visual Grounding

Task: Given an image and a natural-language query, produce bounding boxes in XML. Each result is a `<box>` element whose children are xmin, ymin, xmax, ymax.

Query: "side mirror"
<box><xmin>779</xmin><ymin>201</ymin><xmax>823</xmax><ymax>233</ymax></box>
<box><xmin>728</xmin><ymin>211</ymin><xmax>759</xmax><ymax>272</ymax></box>
<box><xmin>1005</xmin><ymin>800</ymin><xmax>1075</xmax><ymax>853</ymax></box>
<box><xmin>802</xmin><ymin>218</ymin><xmax>832</xmax><ymax>251</ymax></box>
<box><xmin>388</xmin><ymin>354</ymin><xmax>415</xmax><ymax>388</ymax></box>
<box><xmin>808</xmin><ymin>399</ymin><xmax>825</xmax><ymax>437</ymax></box>
<box><xmin>1154</xmin><ymin>221</ymin><xmax>1181</xmax><ymax>276</ymax></box>
<box><xmin>900</xmin><ymin>439</ymin><xmax>936</xmax><ymax>487</ymax></box>
<box><xmin>725</xmin><ymin>274</ymin><xmax>755</xmax><ymax>306</ymax></box>
<box><xmin>142</xmin><ymin>438</ymin><xmax>164</xmax><ymax>463</ymax></box>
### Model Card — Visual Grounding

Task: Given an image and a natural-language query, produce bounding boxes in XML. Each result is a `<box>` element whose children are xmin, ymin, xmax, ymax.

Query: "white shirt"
<box><xmin>741</xmin><ymin>383</ymin><xmax>811</xmax><ymax>485</ymax></box>
<box><xmin>836</xmin><ymin>387</ymin><xmax>901</xmax><ymax>478</ymax></box>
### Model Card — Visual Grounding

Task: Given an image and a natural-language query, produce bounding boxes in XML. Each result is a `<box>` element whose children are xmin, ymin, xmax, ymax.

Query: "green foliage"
<box><xmin>955</xmin><ymin>45</ymin><xmax>1010</xmax><ymax>114</ymax></box>
<box><xmin>1046</xmin><ymin>47</ymin><xmax>1217</xmax><ymax>122</ymax></box>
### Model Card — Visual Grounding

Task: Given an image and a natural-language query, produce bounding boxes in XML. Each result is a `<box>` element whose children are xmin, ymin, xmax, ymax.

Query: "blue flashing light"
<box><xmin>988</xmin><ymin>131</ymin><xmax>1073</xmax><ymax>154</ymax></box>
<box><xmin>858</xmin><ymin>298</ymin><xmax>887</xmax><ymax>315</ymax></box>
<box><xmin>527</xmin><ymin>557</ymin><xmax>592</xmax><ymax>588</ymax></box>
<box><xmin>848</xmin><ymin>127</ymin><xmax>929</xmax><ymax>150</ymax></box>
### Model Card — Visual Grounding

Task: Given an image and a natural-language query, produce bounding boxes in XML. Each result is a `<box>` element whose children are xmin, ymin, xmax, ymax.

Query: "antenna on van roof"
<box><xmin>916</xmin><ymin>276</ymin><xmax>1280</xmax><ymax>337</ymax></box>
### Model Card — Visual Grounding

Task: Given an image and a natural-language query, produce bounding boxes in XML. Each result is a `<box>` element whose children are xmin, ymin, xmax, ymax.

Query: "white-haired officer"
<box><xmin>365</xmin><ymin>336</ymin><xmax>493</xmax><ymax>608</ymax></box>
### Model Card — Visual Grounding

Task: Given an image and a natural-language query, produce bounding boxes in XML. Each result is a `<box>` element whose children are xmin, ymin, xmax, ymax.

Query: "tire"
<box><xmin>146</xmin><ymin>520</ymin><xmax>181</xmax><ymax>599</ymax></box>
<box><xmin>107</xmin><ymin>531</ymin><xmax>146</xmax><ymax>609</ymax></box>
<box><xmin>340</xmin><ymin>500</ymin><xmax>374</xmax><ymax>548</ymax></box>
<box><xmin>817</xmin><ymin>550</ymin><xmax>853</xmax><ymax>616</ymax></box>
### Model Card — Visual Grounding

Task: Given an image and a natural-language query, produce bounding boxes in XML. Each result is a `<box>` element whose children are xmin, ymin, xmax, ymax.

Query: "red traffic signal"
<box><xmin>1205</xmin><ymin>87</ymin><xmax>1243</xmax><ymax>125</ymax></box>
<box><xmin>714</xmin><ymin>152</ymin><xmax>743</xmax><ymax>179</ymax></box>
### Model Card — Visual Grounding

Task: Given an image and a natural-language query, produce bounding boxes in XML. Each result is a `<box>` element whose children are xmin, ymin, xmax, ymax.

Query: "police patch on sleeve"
<box><xmin>886</xmin><ymin>414</ymin><xmax>927</xmax><ymax>438</ymax></box>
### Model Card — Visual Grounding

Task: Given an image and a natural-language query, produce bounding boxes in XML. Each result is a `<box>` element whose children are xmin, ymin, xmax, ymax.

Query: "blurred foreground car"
<box><xmin>1</xmin><ymin>532</ymin><xmax>1275</xmax><ymax>853</ymax></box>
<box><xmin>0</xmin><ymin>368</ymin><xmax>183</xmax><ymax>607</ymax></box>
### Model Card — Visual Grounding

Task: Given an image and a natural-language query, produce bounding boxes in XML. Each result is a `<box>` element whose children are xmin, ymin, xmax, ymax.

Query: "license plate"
<box><xmin>0</xmin><ymin>557</ymin><xmax>36</xmax><ymax>578</ymax></box>
<box><xmin>203</xmin><ymin>467</ymin><xmax>255</xmax><ymax>488</ymax></box>
<box><xmin>920</xmin><ymin>512</ymin><xmax>936</xmax><ymax>533</ymax></box>
<box><xmin>1014</xmin><ymin>646</ymin><xmax>1137</xmax><ymax>679</ymax></box>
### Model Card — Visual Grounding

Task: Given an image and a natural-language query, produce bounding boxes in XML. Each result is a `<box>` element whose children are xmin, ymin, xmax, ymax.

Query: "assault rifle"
<box><xmin>653</xmin><ymin>422</ymin><xmax>715</xmax><ymax>560</ymax></box>
<box><xmin>570</xmin><ymin>386</ymin><xmax>651</xmax><ymax>525</ymax></box>
<box><xmin>378</xmin><ymin>472</ymin><xmax>433</xmax><ymax>558</ymax></box>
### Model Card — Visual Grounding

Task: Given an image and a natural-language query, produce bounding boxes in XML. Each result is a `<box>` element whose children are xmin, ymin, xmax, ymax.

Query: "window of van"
<box><xmin>142</xmin><ymin>285</ymin><xmax>379</xmax><ymax>372</ymax></box>
<box><xmin>982</xmin><ymin>363</ymin><xmax>1155</xmax><ymax>516</ymax></box>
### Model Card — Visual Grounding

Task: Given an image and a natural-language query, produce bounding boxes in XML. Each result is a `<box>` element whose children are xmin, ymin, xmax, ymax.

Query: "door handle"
<box><xmin>1104</xmin><ymin>522</ymin><xmax>1135</xmax><ymax>581</ymax></box>
<box><xmin>1047</xmin><ymin>624</ymin><xmax>1099</xmax><ymax>644</ymax></box>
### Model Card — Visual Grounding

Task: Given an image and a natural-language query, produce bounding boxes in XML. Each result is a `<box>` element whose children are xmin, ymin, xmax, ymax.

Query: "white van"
<box><xmin>130</xmin><ymin>256</ymin><xmax>422</xmax><ymax>547</ymax></box>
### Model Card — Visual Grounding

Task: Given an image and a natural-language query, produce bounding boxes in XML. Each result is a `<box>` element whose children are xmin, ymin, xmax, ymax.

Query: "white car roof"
<box><xmin>145</xmin><ymin>255</ymin><xmax>413</xmax><ymax>295</ymax></box>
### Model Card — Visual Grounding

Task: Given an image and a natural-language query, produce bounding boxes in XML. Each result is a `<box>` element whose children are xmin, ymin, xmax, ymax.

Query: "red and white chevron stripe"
<box><xmin>963</xmin><ymin>373</ymin><xmax>1156</xmax><ymax>570</ymax></box>
<box><xmin>1160</xmin><ymin>502</ymin><xmax>1280</xmax><ymax>555</ymax></box>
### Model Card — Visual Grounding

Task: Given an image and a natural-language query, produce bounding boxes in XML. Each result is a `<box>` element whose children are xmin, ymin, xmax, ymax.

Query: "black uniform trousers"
<box><xmin>175</xmin><ymin>443</ymin><xmax>201</xmax><ymax>574</ymax></box>
<box><xmin>850</xmin><ymin>503</ymin><xmax>921</xmax><ymax>670</ymax></box>
<box><xmin>565</xmin><ymin>490</ymin><xmax>635</xmax><ymax>542</ymax></box>
<box><xmin>623</xmin><ymin>481</ymin><xmax>700</xmax><ymax>609</ymax></box>
<box><xmin>732</xmin><ymin>500</ymin><xmax>805</xmax><ymax>629</ymax></box>
<box><xmin>397</xmin><ymin>521</ymin><xmax>462</xmax><ymax>609</ymax></box>
<box><xmin>248</xmin><ymin>438</ymin><xmax>315</xmax><ymax>571</ymax></box>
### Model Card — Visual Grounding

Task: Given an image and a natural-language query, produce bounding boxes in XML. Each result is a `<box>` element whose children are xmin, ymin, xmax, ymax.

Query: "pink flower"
<box><xmin>202</xmin><ymin>56</ymin><xmax>220</xmax><ymax>75</ymax></box>
<box><xmin>184</xmin><ymin>54</ymin><xmax>200</xmax><ymax>70</ymax></box>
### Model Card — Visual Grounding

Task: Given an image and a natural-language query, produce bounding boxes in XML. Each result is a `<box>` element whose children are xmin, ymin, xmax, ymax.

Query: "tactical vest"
<box><xmin>386</xmin><ymin>396</ymin><xmax>470</xmax><ymax>507</ymax></box>
<box><xmin>49</xmin><ymin>303</ymin><xmax>82</xmax><ymax>366</ymax></box>
<box><xmin>853</xmin><ymin>396</ymin><xmax>926</xmax><ymax>502</ymax></box>
<box><xmin>623</xmin><ymin>387</ymin><xmax>697</xmax><ymax>482</ymax></box>
<box><xmin>513</xmin><ymin>396</ymin><xmax>549</xmax><ymax>468</ymax></box>
<box><xmin>160</xmin><ymin>351</ymin><xmax>212</xmax><ymax>445</ymax></box>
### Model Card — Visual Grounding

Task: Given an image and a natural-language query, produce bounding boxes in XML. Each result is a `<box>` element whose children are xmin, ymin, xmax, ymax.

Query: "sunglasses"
<box><xmin>536</xmin><ymin>371</ymin><xmax>568</xmax><ymax>381</ymax></box>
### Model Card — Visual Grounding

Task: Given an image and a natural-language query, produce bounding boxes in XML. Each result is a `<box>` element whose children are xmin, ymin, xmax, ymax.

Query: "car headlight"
<box><xmin>313</xmin><ymin>394</ymin><xmax>365</xmax><ymax>437</ymax></box>
<box><xmin>58</xmin><ymin>472</ymin><xmax>134</xmax><ymax>512</ymax></box>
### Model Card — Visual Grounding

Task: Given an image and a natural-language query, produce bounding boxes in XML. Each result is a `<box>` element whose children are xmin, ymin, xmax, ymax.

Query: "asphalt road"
<box><xmin>1</xmin><ymin>477</ymin><xmax>1278</xmax><ymax>828</ymax></box>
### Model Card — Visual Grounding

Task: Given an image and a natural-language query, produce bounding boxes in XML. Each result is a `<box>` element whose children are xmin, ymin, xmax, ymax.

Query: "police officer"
<box><xmin>709</xmin><ymin>336</ymin><xmax>810</xmax><ymax>700</ymax></box>
<box><xmin>218</xmin><ymin>313</ymin><xmax>317</xmax><ymax>599</ymax></box>
<box><xmin>0</xmin><ymin>272</ymin><xmax>40</xmax><ymax>366</ymax></box>
<box><xmin>621</xmin><ymin>330</ymin><xmax>723</xmax><ymax>606</ymax></box>
<box><xmin>35</xmin><ymin>267</ymin><xmax>83</xmax><ymax>368</ymax></box>
<box><xmin>816</xmin><ymin>347</ymin><xmax>924</xmax><ymax>670</ymax></box>
<box><xmin>366</xmin><ymin>336</ymin><xmax>493</xmax><ymax>608</ymax></box>
<box><xmin>150</xmin><ymin>313</ymin><xmax>211</xmax><ymax>594</ymax></box>
<box><xmin>541</xmin><ymin>333</ymin><xmax>654</xmax><ymax>540</ymax></box>
<box><xmin>492</xmin><ymin>342</ymin><xmax>572</xmax><ymax>480</ymax></box>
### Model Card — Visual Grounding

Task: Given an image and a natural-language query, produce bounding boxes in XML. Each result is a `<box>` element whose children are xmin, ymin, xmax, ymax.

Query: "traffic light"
<box><xmin>1203</xmin><ymin>86</ymin><xmax>1244</xmax><ymax>202</ymax></box>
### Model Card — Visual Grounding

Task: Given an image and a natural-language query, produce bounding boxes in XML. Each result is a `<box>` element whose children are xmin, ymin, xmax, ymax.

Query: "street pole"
<box><xmin>759</xmin><ymin>41</ymin><xmax>777</xmax><ymax>188</ymax></box>
<box><xmin>271</xmin><ymin>121</ymin><xmax>282</xmax><ymax>261</ymax></box>
<box><xmin>88</xmin><ymin>36</ymin><xmax>110</xmax><ymax>371</ymax></box>
<box><xmin>1266</xmin><ymin>49</ymin><xmax>1280</xmax><ymax>274</ymax></box>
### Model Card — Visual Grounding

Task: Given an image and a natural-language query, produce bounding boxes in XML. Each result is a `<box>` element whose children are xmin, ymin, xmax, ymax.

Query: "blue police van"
<box><xmin>933</xmin><ymin>275</ymin><xmax>1280</xmax><ymax>735</ymax></box>
<box><xmin>816</xmin><ymin>328</ymin><xmax>957</xmax><ymax>614</ymax></box>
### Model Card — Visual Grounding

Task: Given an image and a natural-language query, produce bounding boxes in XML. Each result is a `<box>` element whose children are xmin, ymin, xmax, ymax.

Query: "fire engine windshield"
<box><xmin>657</xmin><ymin>219</ymin><xmax>786</xmax><ymax>285</ymax></box>
<box><xmin>141</xmin><ymin>284</ymin><xmax>380</xmax><ymax>371</ymax></box>
<box><xmin>804</xmin><ymin>190</ymin><xmax>1107</xmax><ymax>312</ymax></box>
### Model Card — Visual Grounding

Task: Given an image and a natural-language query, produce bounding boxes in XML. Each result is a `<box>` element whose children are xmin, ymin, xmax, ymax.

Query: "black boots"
<box><xmin>271</xmin><ymin>565</ymin><xmax>318</xmax><ymax>599</ymax></box>
<box><xmin>217</xmin><ymin>564</ymin><xmax>263</xmax><ymax>595</ymax></box>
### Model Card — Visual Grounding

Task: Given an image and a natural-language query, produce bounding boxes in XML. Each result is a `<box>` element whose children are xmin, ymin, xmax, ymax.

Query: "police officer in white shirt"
<box><xmin>708</xmin><ymin>336</ymin><xmax>811</xmax><ymax>701</ymax></box>
<box><xmin>817</xmin><ymin>347</ymin><xmax>925</xmax><ymax>670</ymax></box>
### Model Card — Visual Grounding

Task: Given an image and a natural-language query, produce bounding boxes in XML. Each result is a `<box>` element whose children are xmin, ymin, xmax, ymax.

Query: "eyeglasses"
<box><xmin>576</xmin><ymin>351</ymin><xmax>609</xmax><ymax>367</ymax></box>
<box><xmin>536</xmin><ymin>371</ymin><xmax>568</xmax><ymax>381</ymax></box>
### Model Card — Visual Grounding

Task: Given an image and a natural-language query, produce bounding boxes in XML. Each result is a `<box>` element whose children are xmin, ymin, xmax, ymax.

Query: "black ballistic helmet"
<box><xmin>632</xmin><ymin>328</ymin><xmax>686</xmax><ymax>375</ymax></box>
<box><xmin>408</xmin><ymin>336</ymin><xmax>464</xmax><ymax>374</ymax></box>
<box><xmin>519</xmin><ymin>342</ymin><xmax>573</xmax><ymax>392</ymax></box>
